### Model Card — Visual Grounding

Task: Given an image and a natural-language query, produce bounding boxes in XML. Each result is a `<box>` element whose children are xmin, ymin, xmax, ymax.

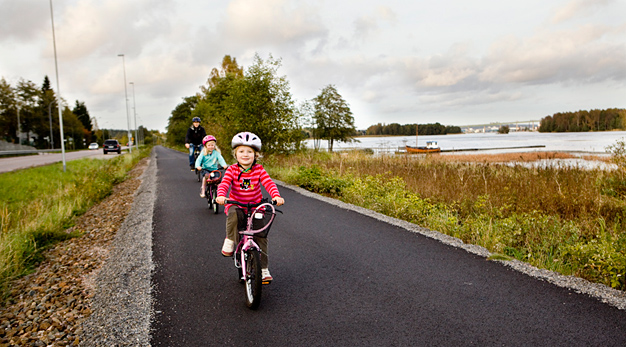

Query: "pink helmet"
<box><xmin>202</xmin><ymin>135</ymin><xmax>217</xmax><ymax>145</ymax></box>
<box><xmin>231</xmin><ymin>132</ymin><xmax>262</xmax><ymax>151</ymax></box>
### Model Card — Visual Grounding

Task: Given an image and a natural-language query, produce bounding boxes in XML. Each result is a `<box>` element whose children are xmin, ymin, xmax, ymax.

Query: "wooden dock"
<box><xmin>440</xmin><ymin>145</ymin><xmax>546</xmax><ymax>152</ymax></box>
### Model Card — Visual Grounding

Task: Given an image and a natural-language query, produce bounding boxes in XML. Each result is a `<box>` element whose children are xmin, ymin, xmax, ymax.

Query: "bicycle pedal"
<box><xmin>262</xmin><ymin>281</ymin><xmax>271</xmax><ymax>285</ymax></box>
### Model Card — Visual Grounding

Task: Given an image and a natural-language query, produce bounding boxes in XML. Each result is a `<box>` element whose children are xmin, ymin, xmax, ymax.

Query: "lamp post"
<box><xmin>16</xmin><ymin>104</ymin><xmax>20</xmax><ymax>145</ymax></box>
<box><xmin>117</xmin><ymin>54</ymin><xmax>132</xmax><ymax>153</ymax></box>
<box><xmin>129</xmin><ymin>82</ymin><xmax>139</xmax><ymax>150</ymax></box>
<box><xmin>49</xmin><ymin>0</ymin><xmax>66</xmax><ymax>171</ymax></box>
<box><xmin>48</xmin><ymin>100</ymin><xmax>54</xmax><ymax>149</ymax></box>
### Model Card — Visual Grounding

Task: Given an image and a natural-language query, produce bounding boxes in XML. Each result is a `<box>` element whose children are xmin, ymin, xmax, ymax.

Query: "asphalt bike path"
<box><xmin>151</xmin><ymin>146</ymin><xmax>626</xmax><ymax>346</ymax></box>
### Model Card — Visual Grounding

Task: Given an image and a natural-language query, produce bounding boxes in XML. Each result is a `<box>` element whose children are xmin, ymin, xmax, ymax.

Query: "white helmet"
<box><xmin>231</xmin><ymin>131</ymin><xmax>262</xmax><ymax>151</ymax></box>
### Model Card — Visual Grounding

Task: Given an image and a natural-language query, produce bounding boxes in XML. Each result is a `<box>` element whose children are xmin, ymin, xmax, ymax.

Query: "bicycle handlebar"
<box><xmin>225</xmin><ymin>199</ymin><xmax>276</xmax><ymax>208</ymax></box>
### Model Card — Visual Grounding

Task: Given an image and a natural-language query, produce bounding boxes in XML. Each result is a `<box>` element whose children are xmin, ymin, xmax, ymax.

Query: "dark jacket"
<box><xmin>185</xmin><ymin>125</ymin><xmax>207</xmax><ymax>146</ymax></box>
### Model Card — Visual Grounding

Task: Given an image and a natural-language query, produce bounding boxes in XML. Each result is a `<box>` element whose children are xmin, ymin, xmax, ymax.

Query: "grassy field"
<box><xmin>263</xmin><ymin>150</ymin><xmax>626</xmax><ymax>290</ymax></box>
<box><xmin>0</xmin><ymin>147</ymin><xmax>151</xmax><ymax>294</ymax></box>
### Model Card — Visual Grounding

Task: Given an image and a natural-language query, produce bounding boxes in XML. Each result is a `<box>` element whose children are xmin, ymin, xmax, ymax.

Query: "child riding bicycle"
<box><xmin>195</xmin><ymin>135</ymin><xmax>227</xmax><ymax>198</ymax></box>
<box><xmin>216</xmin><ymin>132</ymin><xmax>285</xmax><ymax>282</ymax></box>
<box><xmin>185</xmin><ymin>117</ymin><xmax>207</xmax><ymax>171</ymax></box>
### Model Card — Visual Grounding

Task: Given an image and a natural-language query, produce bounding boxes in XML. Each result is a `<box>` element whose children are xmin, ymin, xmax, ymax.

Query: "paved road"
<box><xmin>0</xmin><ymin>148</ymin><xmax>129</xmax><ymax>173</ymax></box>
<box><xmin>151</xmin><ymin>146</ymin><xmax>626</xmax><ymax>346</ymax></box>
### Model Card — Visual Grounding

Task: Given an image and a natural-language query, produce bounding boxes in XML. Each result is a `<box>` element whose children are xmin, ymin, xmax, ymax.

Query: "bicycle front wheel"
<box><xmin>244</xmin><ymin>248</ymin><xmax>262</xmax><ymax>309</ymax></box>
<box><xmin>211</xmin><ymin>187</ymin><xmax>219</xmax><ymax>214</ymax></box>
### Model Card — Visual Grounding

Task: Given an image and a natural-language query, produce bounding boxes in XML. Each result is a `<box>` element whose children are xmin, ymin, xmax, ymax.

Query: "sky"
<box><xmin>1</xmin><ymin>0</ymin><xmax>625</xmax><ymax>132</ymax></box>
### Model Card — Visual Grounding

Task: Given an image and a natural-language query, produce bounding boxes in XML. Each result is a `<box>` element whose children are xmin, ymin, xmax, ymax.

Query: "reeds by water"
<box><xmin>264</xmin><ymin>149</ymin><xmax>626</xmax><ymax>290</ymax></box>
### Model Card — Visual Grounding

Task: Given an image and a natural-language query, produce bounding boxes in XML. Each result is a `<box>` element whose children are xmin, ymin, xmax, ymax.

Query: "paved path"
<box><xmin>0</xmin><ymin>148</ymin><xmax>128</xmax><ymax>173</ymax></box>
<box><xmin>151</xmin><ymin>146</ymin><xmax>626</xmax><ymax>346</ymax></box>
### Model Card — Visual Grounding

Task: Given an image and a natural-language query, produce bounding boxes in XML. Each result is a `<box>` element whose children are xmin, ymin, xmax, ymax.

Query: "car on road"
<box><xmin>88</xmin><ymin>142</ymin><xmax>99</xmax><ymax>150</ymax></box>
<box><xmin>103</xmin><ymin>139</ymin><xmax>122</xmax><ymax>154</ymax></box>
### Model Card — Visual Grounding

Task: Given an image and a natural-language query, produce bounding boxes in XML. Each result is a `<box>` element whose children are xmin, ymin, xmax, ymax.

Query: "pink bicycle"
<box><xmin>226</xmin><ymin>199</ymin><xmax>281</xmax><ymax>309</ymax></box>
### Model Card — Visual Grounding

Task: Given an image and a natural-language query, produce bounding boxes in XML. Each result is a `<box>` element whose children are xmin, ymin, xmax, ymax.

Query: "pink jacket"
<box><xmin>217</xmin><ymin>163</ymin><xmax>281</xmax><ymax>214</ymax></box>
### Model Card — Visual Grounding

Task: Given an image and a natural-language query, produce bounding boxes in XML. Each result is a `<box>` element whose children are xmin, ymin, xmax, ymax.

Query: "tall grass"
<box><xmin>0</xmin><ymin>148</ymin><xmax>150</xmax><ymax>293</ymax></box>
<box><xmin>263</xmin><ymin>150</ymin><xmax>626</xmax><ymax>290</ymax></box>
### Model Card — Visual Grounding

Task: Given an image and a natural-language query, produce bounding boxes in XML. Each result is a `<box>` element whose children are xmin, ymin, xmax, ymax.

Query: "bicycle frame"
<box><xmin>226</xmin><ymin>200</ymin><xmax>278</xmax><ymax>309</ymax></box>
<box><xmin>233</xmin><ymin>202</ymin><xmax>276</xmax><ymax>277</ymax></box>
<box><xmin>204</xmin><ymin>170</ymin><xmax>223</xmax><ymax>214</ymax></box>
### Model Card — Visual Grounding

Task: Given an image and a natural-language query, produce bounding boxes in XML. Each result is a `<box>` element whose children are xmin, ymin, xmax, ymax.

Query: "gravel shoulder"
<box><xmin>0</xmin><ymin>151</ymin><xmax>155</xmax><ymax>346</ymax></box>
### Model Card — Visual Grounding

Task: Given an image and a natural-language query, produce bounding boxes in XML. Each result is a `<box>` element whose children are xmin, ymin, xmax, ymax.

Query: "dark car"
<box><xmin>103</xmin><ymin>139</ymin><xmax>122</xmax><ymax>154</ymax></box>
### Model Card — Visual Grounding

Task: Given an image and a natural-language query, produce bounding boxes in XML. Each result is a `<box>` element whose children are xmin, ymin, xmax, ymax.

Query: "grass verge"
<box><xmin>263</xmin><ymin>150</ymin><xmax>626</xmax><ymax>290</ymax></box>
<box><xmin>0</xmin><ymin>146</ymin><xmax>151</xmax><ymax>295</ymax></box>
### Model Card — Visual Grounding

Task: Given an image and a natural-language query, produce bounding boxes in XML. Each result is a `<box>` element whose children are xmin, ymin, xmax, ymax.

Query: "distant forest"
<box><xmin>366</xmin><ymin>122</ymin><xmax>462</xmax><ymax>136</ymax></box>
<box><xmin>539</xmin><ymin>108</ymin><xmax>626</xmax><ymax>132</ymax></box>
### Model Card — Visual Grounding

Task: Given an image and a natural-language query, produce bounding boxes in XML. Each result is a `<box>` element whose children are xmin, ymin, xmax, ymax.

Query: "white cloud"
<box><xmin>0</xmin><ymin>0</ymin><xmax>50</xmax><ymax>42</ymax></box>
<box><xmin>551</xmin><ymin>0</ymin><xmax>613</xmax><ymax>24</ymax></box>
<box><xmin>220</xmin><ymin>0</ymin><xmax>326</xmax><ymax>48</ymax></box>
<box><xmin>54</xmin><ymin>0</ymin><xmax>174</xmax><ymax>61</ymax></box>
<box><xmin>481</xmin><ymin>24</ymin><xmax>626</xmax><ymax>85</ymax></box>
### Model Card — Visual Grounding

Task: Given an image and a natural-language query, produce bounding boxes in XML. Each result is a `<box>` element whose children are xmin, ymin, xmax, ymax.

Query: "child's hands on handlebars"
<box><xmin>215</xmin><ymin>196</ymin><xmax>284</xmax><ymax>206</ymax></box>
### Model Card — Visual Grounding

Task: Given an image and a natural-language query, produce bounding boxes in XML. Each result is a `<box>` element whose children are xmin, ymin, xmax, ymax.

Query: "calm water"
<box><xmin>305</xmin><ymin>131</ymin><xmax>626</xmax><ymax>155</ymax></box>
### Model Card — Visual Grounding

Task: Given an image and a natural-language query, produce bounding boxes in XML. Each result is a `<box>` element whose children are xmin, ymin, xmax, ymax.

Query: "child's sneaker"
<box><xmin>262</xmin><ymin>268</ymin><xmax>273</xmax><ymax>282</ymax></box>
<box><xmin>200</xmin><ymin>190</ymin><xmax>205</xmax><ymax>198</ymax></box>
<box><xmin>221</xmin><ymin>238</ymin><xmax>235</xmax><ymax>257</ymax></box>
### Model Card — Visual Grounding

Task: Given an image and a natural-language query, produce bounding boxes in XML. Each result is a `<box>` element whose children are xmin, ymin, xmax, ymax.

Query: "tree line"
<box><xmin>366</xmin><ymin>122</ymin><xmax>462</xmax><ymax>136</ymax></box>
<box><xmin>1</xmin><ymin>75</ymin><xmax>161</xmax><ymax>150</ymax></box>
<box><xmin>539</xmin><ymin>108</ymin><xmax>626</xmax><ymax>132</ymax></box>
<box><xmin>166</xmin><ymin>54</ymin><xmax>357</xmax><ymax>153</ymax></box>
<box><xmin>0</xmin><ymin>76</ymin><xmax>95</xmax><ymax>149</ymax></box>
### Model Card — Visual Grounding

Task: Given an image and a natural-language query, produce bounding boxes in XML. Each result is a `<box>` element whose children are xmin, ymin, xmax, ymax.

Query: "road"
<box><xmin>0</xmin><ymin>148</ymin><xmax>128</xmax><ymax>173</ymax></box>
<box><xmin>151</xmin><ymin>146</ymin><xmax>626</xmax><ymax>346</ymax></box>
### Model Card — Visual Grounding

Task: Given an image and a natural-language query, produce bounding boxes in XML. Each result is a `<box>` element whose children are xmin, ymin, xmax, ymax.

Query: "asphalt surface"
<box><xmin>0</xmin><ymin>147</ymin><xmax>129</xmax><ymax>173</ymax></box>
<box><xmin>151</xmin><ymin>146</ymin><xmax>626</xmax><ymax>346</ymax></box>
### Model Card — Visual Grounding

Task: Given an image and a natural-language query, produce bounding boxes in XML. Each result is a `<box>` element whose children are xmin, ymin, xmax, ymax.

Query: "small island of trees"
<box><xmin>366</xmin><ymin>122</ymin><xmax>462</xmax><ymax>136</ymax></box>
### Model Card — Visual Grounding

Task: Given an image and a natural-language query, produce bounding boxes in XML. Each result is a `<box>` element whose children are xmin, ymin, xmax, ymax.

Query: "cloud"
<box><xmin>0</xmin><ymin>0</ymin><xmax>50</xmax><ymax>42</ymax></box>
<box><xmin>351</xmin><ymin>6</ymin><xmax>397</xmax><ymax>42</ymax></box>
<box><xmin>551</xmin><ymin>0</ymin><xmax>612</xmax><ymax>24</ymax></box>
<box><xmin>481</xmin><ymin>24</ymin><xmax>626</xmax><ymax>85</ymax></box>
<box><xmin>220</xmin><ymin>0</ymin><xmax>326</xmax><ymax>49</ymax></box>
<box><xmin>54</xmin><ymin>0</ymin><xmax>174</xmax><ymax>61</ymax></box>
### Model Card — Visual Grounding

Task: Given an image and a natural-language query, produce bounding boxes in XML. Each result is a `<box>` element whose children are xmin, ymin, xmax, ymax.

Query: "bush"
<box><xmin>289</xmin><ymin>165</ymin><xmax>350</xmax><ymax>195</ymax></box>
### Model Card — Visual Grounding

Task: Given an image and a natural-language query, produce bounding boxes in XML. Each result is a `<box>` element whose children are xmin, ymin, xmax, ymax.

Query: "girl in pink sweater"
<box><xmin>216</xmin><ymin>132</ymin><xmax>284</xmax><ymax>282</ymax></box>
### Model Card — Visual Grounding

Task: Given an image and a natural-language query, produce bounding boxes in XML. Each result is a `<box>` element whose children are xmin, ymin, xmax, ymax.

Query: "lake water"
<box><xmin>305</xmin><ymin>131</ymin><xmax>626</xmax><ymax>155</ymax></box>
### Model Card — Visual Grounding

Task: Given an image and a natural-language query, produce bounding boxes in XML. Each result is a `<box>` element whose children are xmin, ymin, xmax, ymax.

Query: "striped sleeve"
<box><xmin>258</xmin><ymin>166</ymin><xmax>280</xmax><ymax>198</ymax></box>
<box><xmin>217</xmin><ymin>165</ymin><xmax>236</xmax><ymax>197</ymax></box>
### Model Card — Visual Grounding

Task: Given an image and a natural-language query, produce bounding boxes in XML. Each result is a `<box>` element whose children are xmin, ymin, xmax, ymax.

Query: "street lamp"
<box><xmin>129</xmin><ymin>82</ymin><xmax>138</xmax><ymax>150</ymax></box>
<box><xmin>48</xmin><ymin>100</ymin><xmax>54</xmax><ymax>149</ymax></box>
<box><xmin>49</xmin><ymin>0</ymin><xmax>66</xmax><ymax>171</ymax></box>
<box><xmin>117</xmin><ymin>54</ymin><xmax>132</xmax><ymax>153</ymax></box>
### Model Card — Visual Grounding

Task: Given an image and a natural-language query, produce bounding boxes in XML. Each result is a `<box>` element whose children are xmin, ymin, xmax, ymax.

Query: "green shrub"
<box><xmin>561</xmin><ymin>230</ymin><xmax>626</xmax><ymax>290</ymax></box>
<box><xmin>289</xmin><ymin>165</ymin><xmax>350</xmax><ymax>195</ymax></box>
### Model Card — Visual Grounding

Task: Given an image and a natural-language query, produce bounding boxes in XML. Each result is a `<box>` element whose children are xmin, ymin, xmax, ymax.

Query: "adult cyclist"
<box><xmin>184</xmin><ymin>117</ymin><xmax>207</xmax><ymax>171</ymax></box>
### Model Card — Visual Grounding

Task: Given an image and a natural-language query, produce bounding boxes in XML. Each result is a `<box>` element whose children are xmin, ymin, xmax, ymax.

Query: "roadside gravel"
<box><xmin>0</xmin><ymin>151</ymin><xmax>155</xmax><ymax>346</ymax></box>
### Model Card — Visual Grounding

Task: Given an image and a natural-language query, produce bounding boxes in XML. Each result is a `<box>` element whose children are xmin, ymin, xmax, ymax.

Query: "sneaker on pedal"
<box><xmin>200</xmin><ymin>191</ymin><xmax>205</xmax><ymax>198</ymax></box>
<box><xmin>262</xmin><ymin>268</ymin><xmax>273</xmax><ymax>282</ymax></box>
<box><xmin>221</xmin><ymin>238</ymin><xmax>235</xmax><ymax>257</ymax></box>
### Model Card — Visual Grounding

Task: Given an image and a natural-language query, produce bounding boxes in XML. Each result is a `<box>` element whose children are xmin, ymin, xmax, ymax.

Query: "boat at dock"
<box><xmin>406</xmin><ymin>141</ymin><xmax>441</xmax><ymax>153</ymax></box>
<box><xmin>406</xmin><ymin>124</ymin><xmax>441</xmax><ymax>153</ymax></box>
